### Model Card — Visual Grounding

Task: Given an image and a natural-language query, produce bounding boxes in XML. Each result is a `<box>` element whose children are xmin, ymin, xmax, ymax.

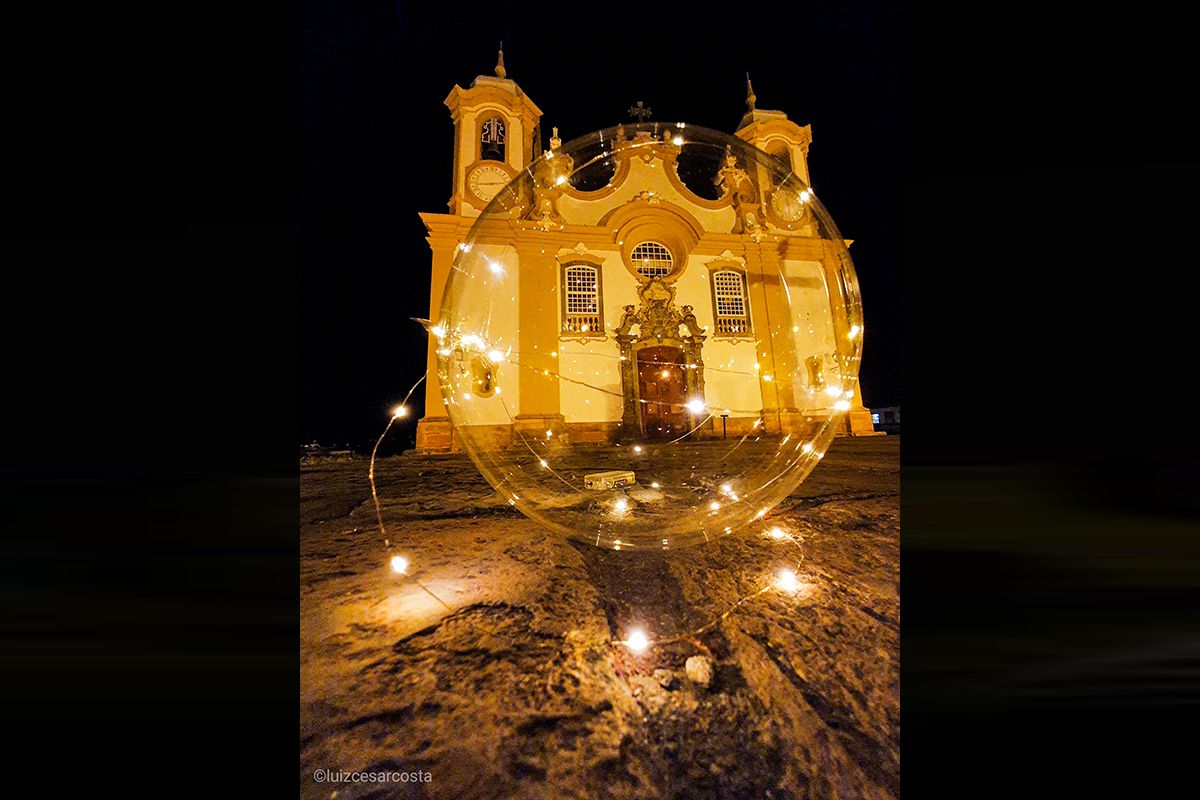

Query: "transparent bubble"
<box><xmin>434</xmin><ymin>123</ymin><xmax>863</xmax><ymax>549</ymax></box>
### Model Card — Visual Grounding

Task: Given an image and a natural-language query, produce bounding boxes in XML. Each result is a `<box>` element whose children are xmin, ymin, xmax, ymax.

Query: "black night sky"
<box><xmin>301</xmin><ymin>0</ymin><xmax>901</xmax><ymax>450</ymax></box>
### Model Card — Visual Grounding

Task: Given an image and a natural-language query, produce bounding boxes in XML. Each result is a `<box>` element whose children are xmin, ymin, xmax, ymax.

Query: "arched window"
<box><xmin>480</xmin><ymin>116</ymin><xmax>506</xmax><ymax>162</ymax></box>
<box><xmin>766</xmin><ymin>141</ymin><xmax>793</xmax><ymax>176</ymax></box>
<box><xmin>630</xmin><ymin>241</ymin><xmax>673</xmax><ymax>279</ymax></box>
<box><xmin>711</xmin><ymin>269</ymin><xmax>751</xmax><ymax>335</ymax></box>
<box><xmin>562</xmin><ymin>264</ymin><xmax>603</xmax><ymax>335</ymax></box>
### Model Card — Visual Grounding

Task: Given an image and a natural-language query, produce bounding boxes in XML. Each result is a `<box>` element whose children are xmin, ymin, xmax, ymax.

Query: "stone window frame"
<box><xmin>706</xmin><ymin>261</ymin><xmax>754</xmax><ymax>339</ymax></box>
<box><xmin>557</xmin><ymin>251</ymin><xmax>607</xmax><ymax>339</ymax></box>
<box><xmin>629</xmin><ymin>240</ymin><xmax>674</xmax><ymax>280</ymax></box>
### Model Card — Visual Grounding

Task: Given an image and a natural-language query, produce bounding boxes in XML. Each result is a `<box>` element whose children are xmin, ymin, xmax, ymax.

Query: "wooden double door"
<box><xmin>636</xmin><ymin>346</ymin><xmax>688</xmax><ymax>438</ymax></box>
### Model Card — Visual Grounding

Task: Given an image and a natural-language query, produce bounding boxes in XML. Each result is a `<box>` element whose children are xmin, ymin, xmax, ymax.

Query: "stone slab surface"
<box><xmin>301</xmin><ymin>437</ymin><xmax>899</xmax><ymax>799</ymax></box>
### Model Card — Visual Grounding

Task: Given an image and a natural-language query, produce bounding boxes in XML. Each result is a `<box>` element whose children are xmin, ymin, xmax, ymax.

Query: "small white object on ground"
<box><xmin>685</xmin><ymin>655</ymin><xmax>714</xmax><ymax>688</ymax></box>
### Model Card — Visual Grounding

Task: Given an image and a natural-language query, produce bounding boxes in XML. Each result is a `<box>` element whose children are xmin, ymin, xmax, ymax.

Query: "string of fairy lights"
<box><xmin>360</xmin><ymin>126</ymin><xmax>856</xmax><ymax>651</ymax></box>
<box><xmin>366</xmin><ymin>324</ymin><xmax>825</xmax><ymax>655</ymax></box>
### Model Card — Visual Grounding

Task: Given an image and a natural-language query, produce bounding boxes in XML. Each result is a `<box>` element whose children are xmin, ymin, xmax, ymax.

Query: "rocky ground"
<box><xmin>301</xmin><ymin>437</ymin><xmax>899</xmax><ymax>800</ymax></box>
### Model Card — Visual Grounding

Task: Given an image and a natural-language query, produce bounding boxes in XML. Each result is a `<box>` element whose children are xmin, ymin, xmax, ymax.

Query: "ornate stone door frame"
<box><xmin>612</xmin><ymin>278</ymin><xmax>707</xmax><ymax>439</ymax></box>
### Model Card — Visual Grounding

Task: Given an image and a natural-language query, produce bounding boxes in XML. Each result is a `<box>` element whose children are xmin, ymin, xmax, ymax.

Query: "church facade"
<box><xmin>415</xmin><ymin>55</ymin><xmax>875</xmax><ymax>452</ymax></box>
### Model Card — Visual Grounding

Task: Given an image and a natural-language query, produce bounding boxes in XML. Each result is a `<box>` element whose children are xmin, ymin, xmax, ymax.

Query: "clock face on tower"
<box><xmin>467</xmin><ymin>164</ymin><xmax>512</xmax><ymax>203</ymax></box>
<box><xmin>770</xmin><ymin>186</ymin><xmax>806</xmax><ymax>223</ymax></box>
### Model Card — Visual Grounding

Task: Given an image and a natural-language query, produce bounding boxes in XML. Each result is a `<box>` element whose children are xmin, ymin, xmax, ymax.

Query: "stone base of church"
<box><xmin>414</xmin><ymin>416</ymin><xmax>456</xmax><ymax>453</ymax></box>
<box><xmin>566</xmin><ymin>421</ymin><xmax>624</xmax><ymax>444</ymax></box>
<box><xmin>415</xmin><ymin>407</ymin><xmax>881</xmax><ymax>454</ymax></box>
<box><xmin>839</xmin><ymin>407</ymin><xmax>883</xmax><ymax>436</ymax></box>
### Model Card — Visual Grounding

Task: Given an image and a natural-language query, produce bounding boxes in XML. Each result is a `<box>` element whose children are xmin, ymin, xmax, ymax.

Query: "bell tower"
<box><xmin>734</xmin><ymin>74</ymin><xmax>813</xmax><ymax>187</ymax></box>
<box><xmin>735</xmin><ymin>75</ymin><xmax>878</xmax><ymax>437</ymax></box>
<box><xmin>444</xmin><ymin>46</ymin><xmax>543</xmax><ymax>217</ymax></box>
<box><xmin>415</xmin><ymin>49</ymin><xmax>544</xmax><ymax>452</ymax></box>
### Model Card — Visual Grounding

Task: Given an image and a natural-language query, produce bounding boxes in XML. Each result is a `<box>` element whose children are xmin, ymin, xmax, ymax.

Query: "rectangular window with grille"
<box><xmin>712</xmin><ymin>269</ymin><xmax>751</xmax><ymax>335</ymax></box>
<box><xmin>563</xmin><ymin>264</ymin><xmax>603</xmax><ymax>334</ymax></box>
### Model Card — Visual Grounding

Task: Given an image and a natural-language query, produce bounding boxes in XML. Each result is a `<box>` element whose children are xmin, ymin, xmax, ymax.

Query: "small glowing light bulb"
<box><xmin>390</xmin><ymin>555</ymin><xmax>408</xmax><ymax>574</ymax></box>
<box><xmin>487</xmin><ymin>349</ymin><xmax>505</xmax><ymax>363</ymax></box>
<box><xmin>625</xmin><ymin>629</ymin><xmax>649</xmax><ymax>653</ymax></box>
<box><xmin>801</xmin><ymin>442</ymin><xmax>814</xmax><ymax>453</ymax></box>
<box><xmin>709</xmin><ymin>501</ymin><xmax>721</xmax><ymax>511</ymax></box>
<box><xmin>661</xmin><ymin>370</ymin><xmax>670</xmax><ymax>379</ymax></box>
<box><xmin>848</xmin><ymin>324</ymin><xmax>861</xmax><ymax>339</ymax></box>
<box><xmin>650</xmin><ymin>482</ymin><xmax>660</xmax><ymax>489</ymax></box>
<box><xmin>488</xmin><ymin>260</ymin><xmax>504</xmax><ymax>275</ymax></box>
<box><xmin>799</xmin><ymin>190</ymin><xmax>810</xmax><ymax>202</ymax></box>
<box><xmin>555</xmin><ymin>174</ymin><xmax>567</xmax><ymax>185</ymax></box>
<box><xmin>430</xmin><ymin>324</ymin><xmax>447</xmax><ymax>339</ymax></box>
<box><xmin>777</xmin><ymin>569</ymin><xmax>801</xmax><ymax>594</ymax></box>
<box><xmin>614</xmin><ymin>498</ymin><xmax>629</xmax><ymax>512</ymax></box>
<box><xmin>539</xmin><ymin>458</ymin><xmax>548</xmax><ymax>468</ymax></box>
<box><xmin>769</xmin><ymin>527</ymin><xmax>787</xmax><ymax>540</ymax></box>
<box><xmin>633</xmin><ymin>445</ymin><xmax>643</xmax><ymax>454</ymax></box>
<box><xmin>392</xmin><ymin>405</ymin><xmax>408</xmax><ymax>419</ymax></box>
<box><xmin>686</xmin><ymin>398</ymin><xmax>706</xmax><ymax>414</ymax></box>
<box><xmin>833</xmin><ymin>399</ymin><xmax>851</xmax><ymax>411</ymax></box>
<box><xmin>545</xmin><ymin>429</ymin><xmax>553</xmax><ymax>439</ymax></box>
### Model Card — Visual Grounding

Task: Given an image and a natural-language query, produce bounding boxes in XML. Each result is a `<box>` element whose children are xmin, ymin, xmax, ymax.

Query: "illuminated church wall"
<box><xmin>414</xmin><ymin>55</ymin><xmax>876</xmax><ymax>452</ymax></box>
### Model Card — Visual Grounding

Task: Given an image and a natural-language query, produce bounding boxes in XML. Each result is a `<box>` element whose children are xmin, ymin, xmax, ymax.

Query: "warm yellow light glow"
<box><xmin>430</xmin><ymin>324</ymin><xmax>447</xmax><ymax>339</ymax></box>
<box><xmin>488</xmin><ymin>260</ymin><xmax>504</xmax><ymax>275</ymax></box>
<box><xmin>555</xmin><ymin>175</ymin><xmax>567</xmax><ymax>185</ymax></box>
<box><xmin>672</xmin><ymin>135</ymin><xmax>684</xmax><ymax>146</ymax></box>
<box><xmin>709</xmin><ymin>501</ymin><xmax>721</xmax><ymax>511</ymax></box>
<box><xmin>799</xmin><ymin>190</ymin><xmax>810</xmax><ymax>202</ymax></box>
<box><xmin>661</xmin><ymin>370</ymin><xmax>670</xmax><ymax>379</ymax></box>
<box><xmin>686</xmin><ymin>398</ymin><xmax>706</xmax><ymax>414</ymax></box>
<box><xmin>834</xmin><ymin>399</ymin><xmax>851</xmax><ymax>411</ymax></box>
<box><xmin>633</xmin><ymin>445</ymin><xmax>643</xmax><ymax>454</ymax></box>
<box><xmin>436</xmin><ymin>347</ymin><xmax>452</xmax><ymax>356</ymax></box>
<box><xmin>650</xmin><ymin>482</ymin><xmax>660</xmax><ymax>489</ymax></box>
<box><xmin>539</xmin><ymin>458</ymin><xmax>548</xmax><ymax>468</ymax></box>
<box><xmin>763</xmin><ymin>374</ymin><xmax>773</xmax><ymax>382</ymax></box>
<box><xmin>721</xmin><ymin>483</ymin><xmax>732</xmax><ymax>494</ymax></box>
<box><xmin>801</xmin><ymin>442</ymin><xmax>814</xmax><ymax>453</ymax></box>
<box><xmin>614</xmin><ymin>498</ymin><xmax>629</xmax><ymax>512</ymax></box>
<box><xmin>825</xmin><ymin>386</ymin><xmax>841</xmax><ymax>397</ymax></box>
<box><xmin>625</xmin><ymin>629</ymin><xmax>649</xmax><ymax>653</ymax></box>
<box><xmin>390</xmin><ymin>555</ymin><xmax>408</xmax><ymax>574</ymax></box>
<box><xmin>487</xmin><ymin>349</ymin><xmax>505</xmax><ymax>363</ymax></box>
<box><xmin>392</xmin><ymin>405</ymin><xmax>409</xmax><ymax>419</ymax></box>
<box><xmin>777</xmin><ymin>569</ymin><xmax>800</xmax><ymax>594</ymax></box>
<box><xmin>769</xmin><ymin>527</ymin><xmax>787</xmax><ymax>540</ymax></box>
<box><xmin>545</xmin><ymin>430</ymin><xmax>553</xmax><ymax>439</ymax></box>
<box><xmin>461</xmin><ymin>334</ymin><xmax>484</xmax><ymax>349</ymax></box>
<box><xmin>848</xmin><ymin>324</ymin><xmax>861</xmax><ymax>339</ymax></box>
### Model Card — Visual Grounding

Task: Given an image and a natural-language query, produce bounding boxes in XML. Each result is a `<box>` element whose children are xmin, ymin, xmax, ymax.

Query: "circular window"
<box><xmin>630</xmin><ymin>241</ymin><xmax>673</xmax><ymax>279</ymax></box>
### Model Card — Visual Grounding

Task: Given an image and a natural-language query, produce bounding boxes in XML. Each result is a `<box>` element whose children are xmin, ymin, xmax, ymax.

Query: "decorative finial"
<box><xmin>627</xmin><ymin>100</ymin><xmax>652</xmax><ymax>123</ymax></box>
<box><xmin>549</xmin><ymin>126</ymin><xmax>561</xmax><ymax>150</ymax></box>
<box><xmin>745</xmin><ymin>72</ymin><xmax>756</xmax><ymax>111</ymax></box>
<box><xmin>495</xmin><ymin>42</ymin><xmax>506</xmax><ymax>79</ymax></box>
